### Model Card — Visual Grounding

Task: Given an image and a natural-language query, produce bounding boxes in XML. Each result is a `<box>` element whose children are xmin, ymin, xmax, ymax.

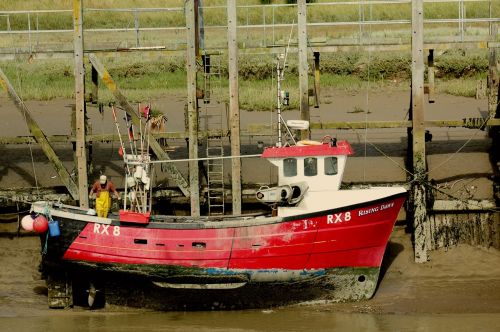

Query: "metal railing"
<box><xmin>0</xmin><ymin>0</ymin><xmax>498</xmax><ymax>56</ymax></box>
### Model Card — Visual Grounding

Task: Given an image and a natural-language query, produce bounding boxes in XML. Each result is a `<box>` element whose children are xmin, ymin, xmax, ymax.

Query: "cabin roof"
<box><xmin>261</xmin><ymin>140</ymin><xmax>354</xmax><ymax>158</ymax></box>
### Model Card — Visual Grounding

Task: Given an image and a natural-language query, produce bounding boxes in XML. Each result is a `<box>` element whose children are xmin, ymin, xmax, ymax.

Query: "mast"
<box><xmin>277</xmin><ymin>55</ymin><xmax>283</xmax><ymax>147</ymax></box>
<box><xmin>276</xmin><ymin>54</ymin><xmax>289</xmax><ymax>147</ymax></box>
<box><xmin>276</xmin><ymin>54</ymin><xmax>291</xmax><ymax>147</ymax></box>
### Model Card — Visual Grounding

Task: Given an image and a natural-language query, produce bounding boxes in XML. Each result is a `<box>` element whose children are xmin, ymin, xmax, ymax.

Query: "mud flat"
<box><xmin>0</xmin><ymin>91</ymin><xmax>498</xmax><ymax>330</ymax></box>
<box><xmin>0</xmin><ymin>225</ymin><xmax>499</xmax><ymax>331</ymax></box>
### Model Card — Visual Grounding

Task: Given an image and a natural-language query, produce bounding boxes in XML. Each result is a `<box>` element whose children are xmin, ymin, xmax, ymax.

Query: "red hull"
<box><xmin>62</xmin><ymin>195</ymin><xmax>405</xmax><ymax>272</ymax></box>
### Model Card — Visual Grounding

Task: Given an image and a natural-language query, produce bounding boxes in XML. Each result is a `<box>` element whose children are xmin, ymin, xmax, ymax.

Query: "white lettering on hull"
<box><xmin>93</xmin><ymin>223</ymin><xmax>120</xmax><ymax>236</ymax></box>
<box><xmin>326</xmin><ymin>212</ymin><xmax>351</xmax><ymax>224</ymax></box>
<box><xmin>358</xmin><ymin>201</ymin><xmax>394</xmax><ymax>217</ymax></box>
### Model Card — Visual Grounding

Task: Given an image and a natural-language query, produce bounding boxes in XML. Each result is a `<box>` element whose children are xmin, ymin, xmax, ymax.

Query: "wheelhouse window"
<box><xmin>283</xmin><ymin>158</ymin><xmax>297</xmax><ymax>177</ymax></box>
<box><xmin>304</xmin><ymin>157</ymin><xmax>317</xmax><ymax>176</ymax></box>
<box><xmin>324</xmin><ymin>157</ymin><xmax>338</xmax><ymax>175</ymax></box>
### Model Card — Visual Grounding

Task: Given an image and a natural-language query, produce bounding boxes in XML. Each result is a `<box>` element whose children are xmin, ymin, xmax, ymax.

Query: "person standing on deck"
<box><xmin>89</xmin><ymin>175</ymin><xmax>121</xmax><ymax>218</ymax></box>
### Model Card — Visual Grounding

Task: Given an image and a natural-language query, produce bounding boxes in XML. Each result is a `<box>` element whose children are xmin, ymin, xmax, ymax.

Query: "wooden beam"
<box><xmin>3</xmin><ymin>117</ymin><xmax>500</xmax><ymax>146</ymax></box>
<box><xmin>0</xmin><ymin>189</ymin><xmax>73</xmax><ymax>207</ymax></box>
<box><xmin>186</xmin><ymin>0</ymin><xmax>200</xmax><ymax>216</ymax></box>
<box><xmin>411</xmin><ymin>0</ymin><xmax>429</xmax><ymax>263</ymax></box>
<box><xmin>227</xmin><ymin>0</ymin><xmax>241</xmax><ymax>215</ymax></box>
<box><xmin>0</xmin><ymin>37</ymin><xmax>496</xmax><ymax>62</ymax></box>
<box><xmin>0</xmin><ymin>69</ymin><xmax>79</xmax><ymax>200</ymax></box>
<box><xmin>73</xmin><ymin>0</ymin><xmax>89</xmax><ymax>209</ymax></box>
<box><xmin>253</xmin><ymin>118</ymin><xmax>500</xmax><ymax>131</ymax></box>
<box><xmin>87</xmin><ymin>53</ymin><xmax>191</xmax><ymax>197</ymax></box>
<box><xmin>297</xmin><ymin>0</ymin><xmax>310</xmax><ymax>140</ymax></box>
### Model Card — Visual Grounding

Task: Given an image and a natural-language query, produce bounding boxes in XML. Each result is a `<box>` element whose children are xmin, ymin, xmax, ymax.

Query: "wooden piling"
<box><xmin>73</xmin><ymin>0</ymin><xmax>89</xmax><ymax>209</ymax></box>
<box><xmin>313</xmin><ymin>52</ymin><xmax>320</xmax><ymax>108</ymax></box>
<box><xmin>427</xmin><ymin>49</ymin><xmax>435</xmax><ymax>103</ymax></box>
<box><xmin>297</xmin><ymin>0</ymin><xmax>310</xmax><ymax>140</ymax></box>
<box><xmin>488</xmin><ymin>25</ymin><xmax>500</xmax><ymax>205</ymax></box>
<box><xmin>227</xmin><ymin>0</ymin><xmax>242</xmax><ymax>215</ymax></box>
<box><xmin>90</xmin><ymin>65</ymin><xmax>98</xmax><ymax>104</ymax></box>
<box><xmin>488</xmin><ymin>26</ymin><xmax>498</xmax><ymax>119</ymax></box>
<box><xmin>186</xmin><ymin>0</ymin><xmax>200</xmax><ymax>217</ymax></box>
<box><xmin>411</xmin><ymin>0</ymin><xmax>429</xmax><ymax>263</ymax></box>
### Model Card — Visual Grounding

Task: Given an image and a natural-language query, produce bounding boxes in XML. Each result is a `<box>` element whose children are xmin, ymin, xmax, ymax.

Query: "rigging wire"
<box><xmin>346</xmin><ymin>123</ymin><xmax>414</xmax><ymax>178</ymax></box>
<box><xmin>362</xmin><ymin>1</ymin><xmax>373</xmax><ymax>184</ymax></box>
<box><xmin>15</xmin><ymin>61</ymin><xmax>40</xmax><ymax>199</ymax></box>
<box><xmin>424</xmin><ymin>114</ymin><xmax>493</xmax><ymax>177</ymax></box>
<box><xmin>344</xmin><ymin>118</ymin><xmax>498</xmax><ymax>213</ymax></box>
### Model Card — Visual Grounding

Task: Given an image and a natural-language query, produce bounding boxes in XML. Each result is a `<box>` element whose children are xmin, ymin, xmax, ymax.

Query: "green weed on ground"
<box><xmin>0</xmin><ymin>49</ymin><xmax>491</xmax><ymax>108</ymax></box>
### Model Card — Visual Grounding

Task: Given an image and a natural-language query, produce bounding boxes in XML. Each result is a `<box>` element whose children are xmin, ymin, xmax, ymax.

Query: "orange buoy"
<box><xmin>33</xmin><ymin>215</ymin><xmax>49</xmax><ymax>233</ymax></box>
<box><xmin>21</xmin><ymin>215</ymin><xmax>35</xmax><ymax>231</ymax></box>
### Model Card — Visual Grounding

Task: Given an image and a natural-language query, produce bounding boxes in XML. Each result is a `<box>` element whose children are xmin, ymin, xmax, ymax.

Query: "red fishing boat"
<box><xmin>26</xmin><ymin>58</ymin><xmax>406</xmax><ymax>310</ymax></box>
<box><xmin>27</xmin><ymin>134</ymin><xmax>405</xmax><ymax>309</ymax></box>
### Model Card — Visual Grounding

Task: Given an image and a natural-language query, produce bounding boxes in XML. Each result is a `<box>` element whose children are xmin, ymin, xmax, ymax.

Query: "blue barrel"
<box><xmin>48</xmin><ymin>220</ymin><xmax>60</xmax><ymax>237</ymax></box>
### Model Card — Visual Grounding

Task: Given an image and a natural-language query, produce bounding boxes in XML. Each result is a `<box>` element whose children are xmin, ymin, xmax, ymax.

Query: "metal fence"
<box><xmin>0</xmin><ymin>0</ymin><xmax>498</xmax><ymax>57</ymax></box>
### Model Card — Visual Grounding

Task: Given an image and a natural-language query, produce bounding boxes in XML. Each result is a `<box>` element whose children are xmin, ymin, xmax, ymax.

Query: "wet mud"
<box><xmin>1</xmin><ymin>226</ymin><xmax>500</xmax><ymax>331</ymax></box>
<box><xmin>0</xmin><ymin>91</ymin><xmax>499</xmax><ymax>330</ymax></box>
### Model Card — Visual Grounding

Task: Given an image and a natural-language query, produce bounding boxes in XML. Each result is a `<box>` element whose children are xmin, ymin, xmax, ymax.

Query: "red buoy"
<box><xmin>33</xmin><ymin>215</ymin><xmax>49</xmax><ymax>233</ymax></box>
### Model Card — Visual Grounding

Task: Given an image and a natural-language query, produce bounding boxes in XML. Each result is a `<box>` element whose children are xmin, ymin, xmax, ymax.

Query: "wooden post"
<box><xmin>73</xmin><ymin>0</ymin><xmax>89</xmax><ymax>208</ymax></box>
<box><xmin>488</xmin><ymin>25</ymin><xmax>500</xmax><ymax>205</ymax></box>
<box><xmin>488</xmin><ymin>26</ymin><xmax>498</xmax><ymax>119</ymax></box>
<box><xmin>227</xmin><ymin>0</ymin><xmax>242</xmax><ymax>215</ymax></box>
<box><xmin>297</xmin><ymin>0</ymin><xmax>310</xmax><ymax>139</ymax></box>
<box><xmin>186</xmin><ymin>0</ymin><xmax>200</xmax><ymax>217</ymax></box>
<box><xmin>411</xmin><ymin>0</ymin><xmax>429</xmax><ymax>263</ymax></box>
<box><xmin>90</xmin><ymin>65</ymin><xmax>98</xmax><ymax>104</ymax></box>
<box><xmin>88</xmin><ymin>54</ymin><xmax>191</xmax><ymax>197</ymax></box>
<box><xmin>313</xmin><ymin>51</ymin><xmax>320</xmax><ymax>108</ymax></box>
<box><xmin>0</xmin><ymin>69</ymin><xmax>79</xmax><ymax>200</ymax></box>
<box><xmin>427</xmin><ymin>49</ymin><xmax>435</xmax><ymax>103</ymax></box>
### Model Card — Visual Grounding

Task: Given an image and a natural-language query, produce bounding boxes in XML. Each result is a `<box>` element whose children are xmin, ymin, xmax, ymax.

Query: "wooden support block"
<box><xmin>47</xmin><ymin>273</ymin><xmax>73</xmax><ymax>309</ymax></box>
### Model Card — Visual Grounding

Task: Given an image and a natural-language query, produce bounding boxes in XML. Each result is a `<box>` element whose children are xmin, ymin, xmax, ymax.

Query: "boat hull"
<box><xmin>38</xmin><ymin>193</ymin><xmax>405</xmax><ymax>307</ymax></box>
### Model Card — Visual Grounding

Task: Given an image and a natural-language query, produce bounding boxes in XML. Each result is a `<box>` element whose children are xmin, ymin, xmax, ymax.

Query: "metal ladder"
<box><xmin>202</xmin><ymin>52</ymin><xmax>225</xmax><ymax>215</ymax></box>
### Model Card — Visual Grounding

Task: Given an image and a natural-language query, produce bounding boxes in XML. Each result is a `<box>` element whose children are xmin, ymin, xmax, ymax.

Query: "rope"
<box><xmin>424</xmin><ymin>114</ymin><xmax>493</xmax><ymax>176</ymax></box>
<box><xmin>138</xmin><ymin>153</ymin><xmax>262</xmax><ymax>165</ymax></box>
<box><xmin>41</xmin><ymin>231</ymin><xmax>49</xmax><ymax>256</ymax></box>
<box><xmin>346</xmin><ymin>110</ymin><xmax>495</xmax><ymax>185</ymax></box>
<box><xmin>423</xmin><ymin>180</ymin><xmax>499</xmax><ymax>214</ymax></box>
<box><xmin>346</xmin><ymin>122</ymin><xmax>498</xmax><ymax>212</ymax></box>
<box><xmin>345</xmin><ymin>124</ymin><xmax>415</xmax><ymax>179</ymax></box>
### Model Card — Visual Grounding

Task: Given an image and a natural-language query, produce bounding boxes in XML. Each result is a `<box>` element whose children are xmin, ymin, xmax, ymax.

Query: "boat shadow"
<box><xmin>378</xmin><ymin>241</ymin><xmax>405</xmax><ymax>285</ymax></box>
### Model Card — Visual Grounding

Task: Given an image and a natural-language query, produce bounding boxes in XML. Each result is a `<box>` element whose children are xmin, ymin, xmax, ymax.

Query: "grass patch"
<box><xmin>0</xmin><ymin>49</ymin><xmax>491</xmax><ymax>108</ymax></box>
<box><xmin>436</xmin><ymin>76</ymin><xmax>485</xmax><ymax>98</ymax></box>
<box><xmin>348</xmin><ymin>106</ymin><xmax>367</xmax><ymax>114</ymax></box>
